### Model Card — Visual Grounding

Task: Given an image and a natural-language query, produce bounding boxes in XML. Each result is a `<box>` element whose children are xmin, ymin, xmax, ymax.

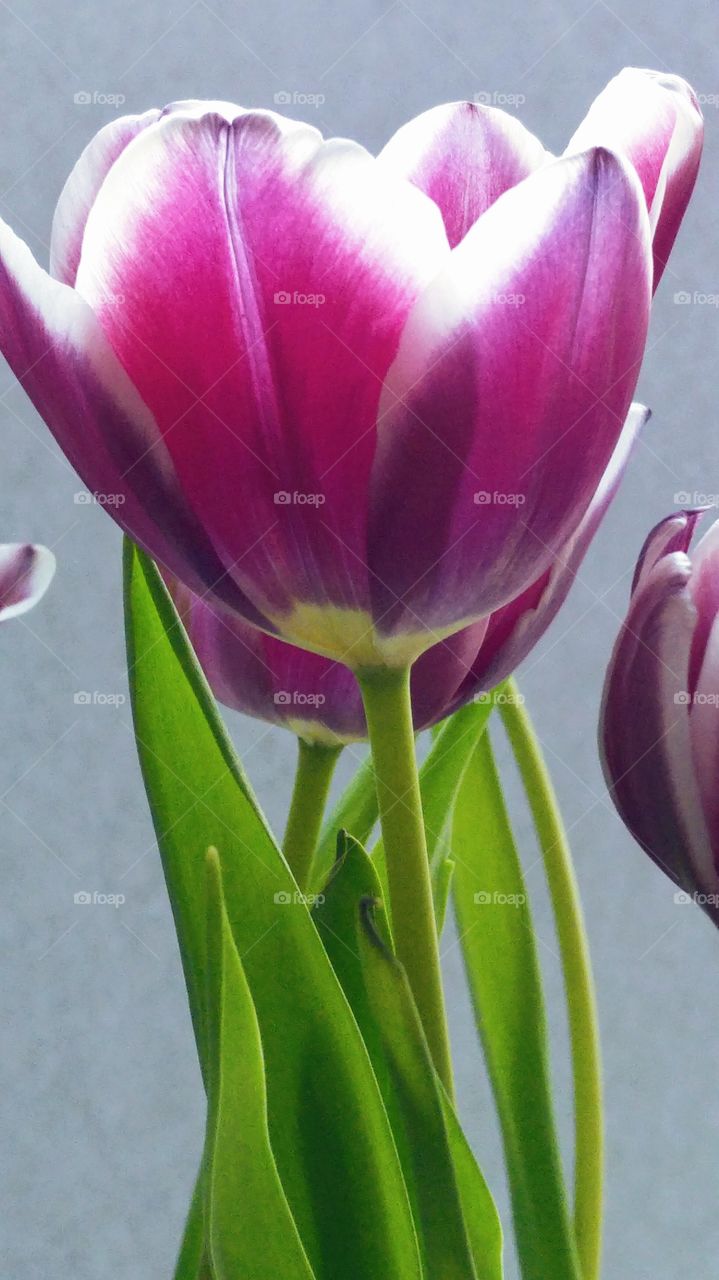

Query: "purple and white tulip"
<box><xmin>0</xmin><ymin>543</ymin><xmax>55</xmax><ymax>622</ymax></box>
<box><xmin>600</xmin><ymin>510</ymin><xmax>719</xmax><ymax>923</ymax></box>
<box><xmin>0</xmin><ymin>71</ymin><xmax>699</xmax><ymax>667</ymax></box>
<box><xmin>171</xmin><ymin>401</ymin><xmax>648</xmax><ymax>743</ymax></box>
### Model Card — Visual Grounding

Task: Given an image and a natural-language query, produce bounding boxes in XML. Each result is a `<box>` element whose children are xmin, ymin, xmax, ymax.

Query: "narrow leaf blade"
<box><xmin>124</xmin><ymin>542</ymin><xmax>422</xmax><ymax>1280</ymax></box>
<box><xmin>204</xmin><ymin>850</ymin><xmax>316</xmax><ymax>1280</ymax></box>
<box><xmin>316</xmin><ymin>835</ymin><xmax>503</xmax><ymax>1279</ymax></box>
<box><xmin>452</xmin><ymin>730</ymin><xmax>581</xmax><ymax>1280</ymax></box>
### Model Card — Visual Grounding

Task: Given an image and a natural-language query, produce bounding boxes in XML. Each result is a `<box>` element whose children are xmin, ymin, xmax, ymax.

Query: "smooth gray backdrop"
<box><xmin>0</xmin><ymin>1</ymin><xmax>716</xmax><ymax>1276</ymax></box>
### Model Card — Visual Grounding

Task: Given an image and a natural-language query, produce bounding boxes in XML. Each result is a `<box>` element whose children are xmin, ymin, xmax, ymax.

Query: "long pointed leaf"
<box><xmin>315</xmin><ymin>834</ymin><xmax>502</xmax><ymax>1279</ymax></box>
<box><xmin>452</xmin><ymin>729</ymin><xmax>581</xmax><ymax>1280</ymax></box>
<box><xmin>204</xmin><ymin>850</ymin><xmax>316</xmax><ymax>1280</ymax></box>
<box><xmin>124</xmin><ymin>542</ymin><xmax>422</xmax><ymax>1280</ymax></box>
<box><xmin>312</xmin><ymin>753</ymin><xmax>378</xmax><ymax>892</ymax></box>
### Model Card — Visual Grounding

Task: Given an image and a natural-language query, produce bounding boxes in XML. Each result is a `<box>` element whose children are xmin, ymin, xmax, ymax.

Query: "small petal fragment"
<box><xmin>0</xmin><ymin>543</ymin><xmax>55</xmax><ymax>621</ymax></box>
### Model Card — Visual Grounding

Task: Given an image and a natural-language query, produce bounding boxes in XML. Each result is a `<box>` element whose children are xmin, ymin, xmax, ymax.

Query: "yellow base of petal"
<box><xmin>267</xmin><ymin>599</ymin><xmax>468</xmax><ymax>671</ymax></box>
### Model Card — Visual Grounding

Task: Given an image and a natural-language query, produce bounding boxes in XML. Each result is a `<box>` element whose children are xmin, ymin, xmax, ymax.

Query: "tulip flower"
<box><xmin>600</xmin><ymin>509</ymin><xmax>719</xmax><ymax>923</ymax></box>
<box><xmin>0</xmin><ymin>71</ymin><xmax>697</xmax><ymax>1088</ymax></box>
<box><xmin>2</xmin><ymin>80</ymin><xmax>690</xmax><ymax>670</ymax></box>
<box><xmin>169</xmin><ymin>401</ymin><xmax>649</xmax><ymax>742</ymax></box>
<box><xmin>0</xmin><ymin>543</ymin><xmax>55</xmax><ymax>622</ymax></box>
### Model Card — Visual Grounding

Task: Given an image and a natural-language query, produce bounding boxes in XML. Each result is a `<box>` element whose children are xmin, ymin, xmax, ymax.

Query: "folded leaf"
<box><xmin>124</xmin><ymin>542</ymin><xmax>422</xmax><ymax>1280</ymax></box>
<box><xmin>204</xmin><ymin>849</ymin><xmax>316</xmax><ymax>1279</ymax></box>
<box><xmin>358</xmin><ymin>899</ymin><xmax>482</xmax><ymax>1280</ymax></box>
<box><xmin>452</xmin><ymin>730</ymin><xmax>581</xmax><ymax>1280</ymax></box>
<box><xmin>312</xmin><ymin>753</ymin><xmax>378</xmax><ymax>892</ymax></box>
<box><xmin>315</xmin><ymin>833</ymin><xmax>502</xmax><ymax>1279</ymax></box>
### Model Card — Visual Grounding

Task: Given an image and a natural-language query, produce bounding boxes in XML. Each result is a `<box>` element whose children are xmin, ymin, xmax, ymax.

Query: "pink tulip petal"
<box><xmin>630</xmin><ymin>507</ymin><xmax>704</xmax><ymax>595</ymax></box>
<box><xmin>172</xmin><ymin>577</ymin><xmax>366</xmax><ymax>743</ymax></box>
<box><xmin>567</xmin><ymin>68</ymin><xmax>703</xmax><ymax>287</ymax></box>
<box><xmin>685</xmin><ymin>517</ymin><xmax>719</xmax><ymax>691</ymax></box>
<box><xmin>50</xmin><ymin>109</ymin><xmax>162</xmax><ymax>286</ymax></box>
<box><xmin>681</xmin><ymin>518</ymin><xmax>719</xmax><ymax>848</ymax></box>
<box><xmin>0</xmin><ymin>219</ymin><xmax>268</xmax><ymax>623</ymax></box>
<box><xmin>369</xmin><ymin>147</ymin><xmax>652</xmax><ymax>642</ymax></box>
<box><xmin>50</xmin><ymin>101</ymin><xmax>251</xmax><ymax>289</ymax></box>
<box><xmin>600</xmin><ymin>552</ymin><xmax>719</xmax><ymax>904</ymax></box>
<box><xmin>379</xmin><ymin>101</ymin><xmax>549</xmax><ymax>247</ymax></box>
<box><xmin>451</xmin><ymin>402</ymin><xmax>649</xmax><ymax>702</ymax></box>
<box><xmin>410</xmin><ymin>618</ymin><xmax>488</xmax><ymax>729</ymax></box>
<box><xmin>689</xmin><ymin>612</ymin><xmax>719</xmax><ymax>853</ymax></box>
<box><xmin>74</xmin><ymin>107</ymin><xmax>449</xmax><ymax>625</ymax></box>
<box><xmin>0</xmin><ymin>543</ymin><xmax>55</xmax><ymax>621</ymax></box>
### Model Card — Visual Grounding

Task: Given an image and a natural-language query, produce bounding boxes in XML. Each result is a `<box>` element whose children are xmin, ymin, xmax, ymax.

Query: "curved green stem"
<box><xmin>500</xmin><ymin>679</ymin><xmax>603</xmax><ymax>1280</ymax></box>
<box><xmin>357</xmin><ymin>666</ymin><xmax>454</xmax><ymax>1099</ymax></box>
<box><xmin>283</xmin><ymin>738</ymin><xmax>342</xmax><ymax>893</ymax></box>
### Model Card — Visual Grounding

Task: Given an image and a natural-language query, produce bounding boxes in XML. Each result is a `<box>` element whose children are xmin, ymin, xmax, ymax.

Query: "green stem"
<box><xmin>283</xmin><ymin>738</ymin><xmax>342</xmax><ymax>893</ymax></box>
<box><xmin>500</xmin><ymin>679</ymin><xmax>603</xmax><ymax>1280</ymax></box>
<box><xmin>357</xmin><ymin>666</ymin><xmax>454</xmax><ymax>1099</ymax></box>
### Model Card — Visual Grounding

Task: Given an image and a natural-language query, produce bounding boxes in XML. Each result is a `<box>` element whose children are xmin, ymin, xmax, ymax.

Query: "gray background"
<box><xmin>0</xmin><ymin>1</ymin><xmax>716</xmax><ymax>1276</ymax></box>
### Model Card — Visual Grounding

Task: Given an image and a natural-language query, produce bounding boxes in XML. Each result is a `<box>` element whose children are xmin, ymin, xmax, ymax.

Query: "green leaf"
<box><xmin>204</xmin><ymin>849</ymin><xmax>316</xmax><ymax>1279</ymax></box>
<box><xmin>315</xmin><ymin>834</ymin><xmax>502</xmax><ymax>1280</ymax></box>
<box><xmin>311</xmin><ymin>753</ymin><xmax>378</xmax><ymax>893</ymax></box>
<box><xmin>452</xmin><ymin>729</ymin><xmax>581</xmax><ymax>1280</ymax></box>
<box><xmin>313</xmin><ymin>832</ymin><xmax>392</xmax><ymax>1095</ymax></box>
<box><xmin>357</xmin><ymin>900</ymin><xmax>481</xmax><ymax>1280</ymax></box>
<box><xmin>434</xmin><ymin>858</ymin><xmax>455</xmax><ymax>935</ymax></box>
<box><xmin>173</xmin><ymin>1169</ymin><xmax>206</xmax><ymax>1279</ymax></box>
<box><xmin>439</xmin><ymin>1093</ymin><xmax>504</xmax><ymax>1280</ymax></box>
<box><xmin>420</xmin><ymin>697</ymin><xmax>496</xmax><ymax>874</ymax></box>
<box><xmin>124</xmin><ymin>542</ymin><xmax>422</xmax><ymax>1280</ymax></box>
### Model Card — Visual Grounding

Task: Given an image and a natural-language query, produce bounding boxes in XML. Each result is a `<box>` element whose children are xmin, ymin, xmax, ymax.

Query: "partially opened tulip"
<box><xmin>1</xmin><ymin>82</ymin><xmax>676</xmax><ymax>670</ymax></box>
<box><xmin>0</xmin><ymin>543</ymin><xmax>55</xmax><ymax>622</ymax></box>
<box><xmin>600</xmin><ymin>510</ymin><xmax>719</xmax><ymax>924</ymax></box>
<box><xmin>0</xmin><ymin>69</ymin><xmax>698</xmax><ymax>1083</ymax></box>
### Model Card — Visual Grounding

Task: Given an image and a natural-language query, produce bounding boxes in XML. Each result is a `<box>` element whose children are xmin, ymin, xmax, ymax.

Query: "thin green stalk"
<box><xmin>283</xmin><ymin>738</ymin><xmax>342</xmax><ymax>893</ymax></box>
<box><xmin>357</xmin><ymin>666</ymin><xmax>454</xmax><ymax>1099</ymax></box>
<box><xmin>500</xmin><ymin>679</ymin><xmax>603</xmax><ymax>1280</ymax></box>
